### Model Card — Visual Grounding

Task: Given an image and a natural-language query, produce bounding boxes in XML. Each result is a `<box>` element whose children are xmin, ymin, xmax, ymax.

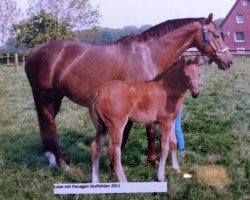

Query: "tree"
<box><xmin>0</xmin><ymin>0</ymin><xmax>21</xmax><ymax>46</ymax></box>
<box><xmin>27</xmin><ymin>0</ymin><xmax>101</xmax><ymax>30</ymax></box>
<box><xmin>12</xmin><ymin>10</ymin><xmax>75</xmax><ymax>48</ymax></box>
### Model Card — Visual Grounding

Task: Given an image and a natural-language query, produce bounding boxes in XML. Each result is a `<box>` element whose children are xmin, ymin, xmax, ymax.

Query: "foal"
<box><xmin>91</xmin><ymin>55</ymin><xmax>201</xmax><ymax>182</ymax></box>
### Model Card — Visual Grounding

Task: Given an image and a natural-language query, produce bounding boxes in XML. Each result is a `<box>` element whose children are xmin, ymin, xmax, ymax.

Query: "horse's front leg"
<box><xmin>157</xmin><ymin>121</ymin><xmax>173</xmax><ymax>182</ymax></box>
<box><xmin>121</xmin><ymin>121</ymin><xmax>133</xmax><ymax>150</ymax></box>
<box><xmin>146</xmin><ymin>123</ymin><xmax>158</xmax><ymax>166</ymax></box>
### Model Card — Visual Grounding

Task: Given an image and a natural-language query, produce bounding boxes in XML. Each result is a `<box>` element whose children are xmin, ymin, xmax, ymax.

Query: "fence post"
<box><xmin>14</xmin><ymin>53</ymin><xmax>19</xmax><ymax>72</ymax></box>
<box><xmin>22</xmin><ymin>55</ymin><xmax>25</xmax><ymax>66</ymax></box>
<box><xmin>7</xmin><ymin>53</ymin><xmax>10</xmax><ymax>65</ymax></box>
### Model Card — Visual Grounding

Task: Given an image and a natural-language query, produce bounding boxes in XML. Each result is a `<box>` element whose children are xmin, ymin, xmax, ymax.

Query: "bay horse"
<box><xmin>91</xmin><ymin>55</ymin><xmax>201</xmax><ymax>182</ymax></box>
<box><xmin>25</xmin><ymin>13</ymin><xmax>232</xmax><ymax>170</ymax></box>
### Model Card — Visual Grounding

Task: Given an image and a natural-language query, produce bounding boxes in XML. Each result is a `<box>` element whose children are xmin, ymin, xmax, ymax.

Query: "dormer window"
<box><xmin>236</xmin><ymin>15</ymin><xmax>244</xmax><ymax>23</ymax></box>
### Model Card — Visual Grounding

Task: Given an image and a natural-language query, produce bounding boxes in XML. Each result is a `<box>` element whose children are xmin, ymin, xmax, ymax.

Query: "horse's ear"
<box><xmin>205</xmin><ymin>13</ymin><xmax>213</xmax><ymax>24</ymax></box>
<box><xmin>193</xmin><ymin>54</ymin><xmax>200</xmax><ymax>65</ymax></box>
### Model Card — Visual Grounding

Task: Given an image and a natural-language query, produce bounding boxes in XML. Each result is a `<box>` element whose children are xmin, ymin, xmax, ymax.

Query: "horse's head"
<box><xmin>195</xmin><ymin>13</ymin><xmax>233</xmax><ymax>70</ymax></box>
<box><xmin>180</xmin><ymin>55</ymin><xmax>201</xmax><ymax>98</ymax></box>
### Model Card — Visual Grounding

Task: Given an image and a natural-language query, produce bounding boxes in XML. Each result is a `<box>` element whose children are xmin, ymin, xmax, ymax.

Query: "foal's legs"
<box><xmin>108</xmin><ymin>121</ymin><xmax>128</xmax><ymax>182</ymax></box>
<box><xmin>108</xmin><ymin>133</ymin><xmax>127</xmax><ymax>182</ymax></box>
<box><xmin>33</xmin><ymin>90</ymin><xmax>69</xmax><ymax>170</ymax></box>
<box><xmin>89</xmin><ymin>106</ymin><xmax>108</xmax><ymax>182</ymax></box>
<box><xmin>157</xmin><ymin>121</ymin><xmax>173</xmax><ymax>182</ymax></box>
<box><xmin>122</xmin><ymin>122</ymin><xmax>158</xmax><ymax>166</ymax></box>
<box><xmin>91</xmin><ymin>127</ymin><xmax>106</xmax><ymax>183</ymax></box>
<box><xmin>146</xmin><ymin>123</ymin><xmax>158</xmax><ymax>166</ymax></box>
<box><xmin>169</xmin><ymin>123</ymin><xmax>180</xmax><ymax>173</ymax></box>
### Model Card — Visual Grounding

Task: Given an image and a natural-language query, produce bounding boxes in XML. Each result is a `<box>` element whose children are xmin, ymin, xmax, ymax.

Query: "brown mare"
<box><xmin>91</xmin><ymin>55</ymin><xmax>202</xmax><ymax>182</ymax></box>
<box><xmin>25</xmin><ymin>13</ymin><xmax>232</xmax><ymax>170</ymax></box>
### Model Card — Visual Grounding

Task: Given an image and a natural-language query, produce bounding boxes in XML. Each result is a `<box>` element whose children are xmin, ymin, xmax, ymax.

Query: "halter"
<box><xmin>202</xmin><ymin>19</ymin><xmax>229</xmax><ymax>57</ymax></box>
<box><xmin>187</xmin><ymin>79</ymin><xmax>201</xmax><ymax>86</ymax></box>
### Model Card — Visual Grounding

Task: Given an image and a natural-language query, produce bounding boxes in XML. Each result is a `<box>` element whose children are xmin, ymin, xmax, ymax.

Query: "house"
<box><xmin>220</xmin><ymin>0</ymin><xmax>250</xmax><ymax>54</ymax></box>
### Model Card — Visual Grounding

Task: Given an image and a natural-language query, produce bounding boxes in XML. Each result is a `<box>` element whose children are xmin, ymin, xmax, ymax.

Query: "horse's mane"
<box><xmin>116</xmin><ymin>17</ymin><xmax>204</xmax><ymax>43</ymax></box>
<box><xmin>150</xmin><ymin>60</ymin><xmax>182</xmax><ymax>82</ymax></box>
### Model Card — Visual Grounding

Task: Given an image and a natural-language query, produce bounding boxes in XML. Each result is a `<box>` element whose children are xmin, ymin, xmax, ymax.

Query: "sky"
<box><xmin>17</xmin><ymin>0</ymin><xmax>236</xmax><ymax>28</ymax></box>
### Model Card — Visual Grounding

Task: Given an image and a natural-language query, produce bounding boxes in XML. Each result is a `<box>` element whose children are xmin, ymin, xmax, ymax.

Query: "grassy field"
<box><xmin>0</xmin><ymin>56</ymin><xmax>249</xmax><ymax>200</ymax></box>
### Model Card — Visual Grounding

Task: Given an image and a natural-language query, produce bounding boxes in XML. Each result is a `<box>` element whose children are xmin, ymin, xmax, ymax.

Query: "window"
<box><xmin>243</xmin><ymin>0</ymin><xmax>248</xmax><ymax>6</ymax></box>
<box><xmin>236</xmin><ymin>15</ymin><xmax>244</xmax><ymax>23</ymax></box>
<box><xmin>234</xmin><ymin>32</ymin><xmax>245</xmax><ymax>42</ymax></box>
<box><xmin>237</xmin><ymin>48</ymin><xmax>245</xmax><ymax>54</ymax></box>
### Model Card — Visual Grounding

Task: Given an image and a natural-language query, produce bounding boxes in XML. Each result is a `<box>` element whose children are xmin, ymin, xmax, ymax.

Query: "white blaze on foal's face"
<box><xmin>183</xmin><ymin>55</ymin><xmax>201</xmax><ymax>98</ymax></box>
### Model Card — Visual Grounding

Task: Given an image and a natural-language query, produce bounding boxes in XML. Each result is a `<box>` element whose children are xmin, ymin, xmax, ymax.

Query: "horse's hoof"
<box><xmin>57</xmin><ymin>158</ymin><xmax>71</xmax><ymax>172</ymax></box>
<box><xmin>92</xmin><ymin>181</ymin><xmax>99</xmax><ymax>183</ymax></box>
<box><xmin>45</xmin><ymin>151</ymin><xmax>57</xmax><ymax>166</ymax></box>
<box><xmin>148</xmin><ymin>159</ymin><xmax>159</xmax><ymax>167</ymax></box>
<box><xmin>109</xmin><ymin>163</ymin><xmax>114</xmax><ymax>171</ymax></box>
<box><xmin>120</xmin><ymin>179</ymin><xmax>128</xmax><ymax>183</ymax></box>
<box><xmin>157</xmin><ymin>176</ymin><xmax>165</xmax><ymax>182</ymax></box>
<box><xmin>174</xmin><ymin>168</ymin><xmax>181</xmax><ymax>174</ymax></box>
<box><xmin>61</xmin><ymin>164</ymin><xmax>71</xmax><ymax>172</ymax></box>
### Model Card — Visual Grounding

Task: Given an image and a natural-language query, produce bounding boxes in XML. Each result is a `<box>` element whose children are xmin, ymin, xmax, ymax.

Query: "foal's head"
<box><xmin>180</xmin><ymin>55</ymin><xmax>201</xmax><ymax>98</ymax></box>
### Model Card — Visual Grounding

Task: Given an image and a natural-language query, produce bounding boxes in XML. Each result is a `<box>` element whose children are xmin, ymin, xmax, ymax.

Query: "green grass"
<box><xmin>0</xmin><ymin>56</ymin><xmax>249</xmax><ymax>200</ymax></box>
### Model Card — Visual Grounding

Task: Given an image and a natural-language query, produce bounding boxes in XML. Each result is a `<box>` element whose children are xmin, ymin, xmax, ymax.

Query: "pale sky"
<box><xmin>17</xmin><ymin>0</ymin><xmax>236</xmax><ymax>28</ymax></box>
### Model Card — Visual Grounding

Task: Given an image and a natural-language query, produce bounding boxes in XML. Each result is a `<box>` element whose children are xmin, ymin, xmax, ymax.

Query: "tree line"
<box><xmin>77</xmin><ymin>25</ymin><xmax>152</xmax><ymax>44</ymax></box>
<box><xmin>1</xmin><ymin>0</ymin><xmax>151</xmax><ymax>49</ymax></box>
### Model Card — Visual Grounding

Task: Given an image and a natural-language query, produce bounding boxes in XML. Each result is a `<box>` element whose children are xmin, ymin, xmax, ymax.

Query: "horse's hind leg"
<box><xmin>146</xmin><ymin>123</ymin><xmax>158</xmax><ymax>166</ymax></box>
<box><xmin>33</xmin><ymin>90</ymin><xmax>69</xmax><ymax>170</ymax></box>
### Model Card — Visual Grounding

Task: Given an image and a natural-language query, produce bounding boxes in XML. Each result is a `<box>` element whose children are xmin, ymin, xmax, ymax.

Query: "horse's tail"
<box><xmin>89</xmin><ymin>92</ymin><xmax>107</xmax><ymax>134</ymax></box>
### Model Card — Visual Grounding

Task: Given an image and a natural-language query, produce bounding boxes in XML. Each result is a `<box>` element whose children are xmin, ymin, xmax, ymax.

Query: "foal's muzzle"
<box><xmin>192</xmin><ymin>92</ymin><xmax>200</xmax><ymax>99</ymax></box>
<box><xmin>188</xmin><ymin>79</ymin><xmax>201</xmax><ymax>99</ymax></box>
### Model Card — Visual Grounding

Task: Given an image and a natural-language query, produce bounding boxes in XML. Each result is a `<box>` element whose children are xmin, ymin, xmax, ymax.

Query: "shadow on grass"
<box><xmin>1</xmin><ymin>129</ymin><xmax>148</xmax><ymax>173</ymax></box>
<box><xmin>1</xmin><ymin>130</ymin><xmax>94</xmax><ymax>170</ymax></box>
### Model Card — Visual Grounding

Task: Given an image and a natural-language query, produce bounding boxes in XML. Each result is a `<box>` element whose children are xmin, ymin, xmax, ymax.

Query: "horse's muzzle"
<box><xmin>192</xmin><ymin>92</ymin><xmax>200</xmax><ymax>99</ymax></box>
<box><xmin>216</xmin><ymin>54</ymin><xmax>233</xmax><ymax>70</ymax></box>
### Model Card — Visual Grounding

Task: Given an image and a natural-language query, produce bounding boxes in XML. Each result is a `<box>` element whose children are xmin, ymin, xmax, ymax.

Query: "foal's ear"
<box><xmin>205</xmin><ymin>13</ymin><xmax>213</xmax><ymax>24</ymax></box>
<box><xmin>193</xmin><ymin>54</ymin><xmax>200</xmax><ymax>65</ymax></box>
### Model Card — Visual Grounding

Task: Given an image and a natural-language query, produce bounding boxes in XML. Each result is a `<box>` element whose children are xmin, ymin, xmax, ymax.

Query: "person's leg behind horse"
<box><xmin>175</xmin><ymin>107</ymin><xmax>185</xmax><ymax>154</ymax></box>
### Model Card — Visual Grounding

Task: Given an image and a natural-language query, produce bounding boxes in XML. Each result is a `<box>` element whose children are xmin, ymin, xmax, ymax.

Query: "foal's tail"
<box><xmin>89</xmin><ymin>93</ymin><xmax>107</xmax><ymax>134</ymax></box>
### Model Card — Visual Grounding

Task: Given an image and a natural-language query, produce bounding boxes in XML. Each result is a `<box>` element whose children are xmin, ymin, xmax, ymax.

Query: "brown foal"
<box><xmin>91</xmin><ymin>55</ymin><xmax>201</xmax><ymax>182</ymax></box>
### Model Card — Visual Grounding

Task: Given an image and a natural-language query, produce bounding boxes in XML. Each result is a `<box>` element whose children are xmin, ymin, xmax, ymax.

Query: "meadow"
<box><xmin>0</xmin><ymin>56</ymin><xmax>249</xmax><ymax>200</ymax></box>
